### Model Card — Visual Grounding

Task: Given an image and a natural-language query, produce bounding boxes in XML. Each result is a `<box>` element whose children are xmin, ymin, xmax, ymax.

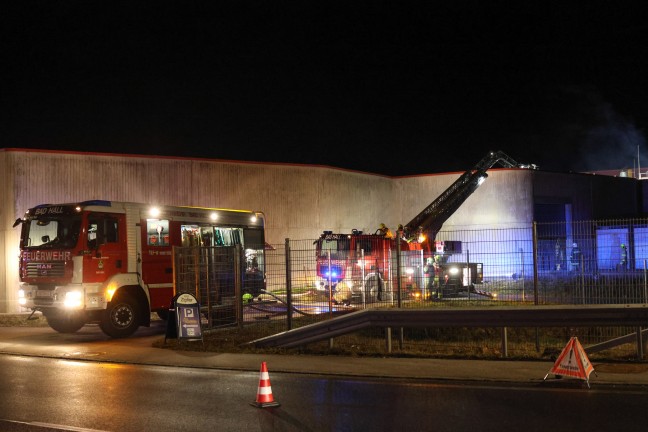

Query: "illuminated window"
<box><xmin>147</xmin><ymin>219</ymin><xmax>169</xmax><ymax>246</ymax></box>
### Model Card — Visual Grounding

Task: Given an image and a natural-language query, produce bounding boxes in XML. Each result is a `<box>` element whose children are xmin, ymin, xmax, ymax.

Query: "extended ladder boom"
<box><xmin>404</xmin><ymin>150</ymin><xmax>536</xmax><ymax>243</ymax></box>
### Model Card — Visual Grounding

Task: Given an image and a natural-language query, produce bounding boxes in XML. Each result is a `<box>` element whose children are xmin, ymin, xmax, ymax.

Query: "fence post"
<box><xmin>532</xmin><ymin>222</ymin><xmax>540</xmax><ymax>352</ymax></box>
<box><xmin>205</xmin><ymin>248</ymin><xmax>211</xmax><ymax>328</ymax></box>
<box><xmin>235</xmin><ymin>244</ymin><xmax>243</xmax><ymax>328</ymax></box>
<box><xmin>361</xmin><ymin>249</ymin><xmax>366</xmax><ymax>308</ymax></box>
<box><xmin>327</xmin><ymin>249</ymin><xmax>334</xmax><ymax>349</ymax></box>
<box><xmin>193</xmin><ymin>246</ymin><xmax>200</xmax><ymax>300</ymax></box>
<box><xmin>532</xmin><ymin>222</ymin><xmax>539</xmax><ymax>305</ymax></box>
<box><xmin>501</xmin><ymin>327</ymin><xmax>508</xmax><ymax>358</ymax></box>
<box><xmin>396</xmin><ymin>238</ymin><xmax>403</xmax><ymax>349</ymax></box>
<box><xmin>580</xmin><ymin>254</ymin><xmax>585</xmax><ymax>304</ymax></box>
<box><xmin>467</xmin><ymin>249</ymin><xmax>471</xmax><ymax>301</ymax></box>
<box><xmin>644</xmin><ymin>259</ymin><xmax>647</xmax><ymax>304</ymax></box>
<box><xmin>519</xmin><ymin>248</ymin><xmax>525</xmax><ymax>302</ymax></box>
<box><xmin>418</xmin><ymin>249</ymin><xmax>425</xmax><ymax>300</ymax></box>
<box><xmin>396</xmin><ymin>238</ymin><xmax>402</xmax><ymax>308</ymax></box>
<box><xmin>285</xmin><ymin>238</ymin><xmax>292</xmax><ymax>331</ymax></box>
<box><xmin>327</xmin><ymin>250</ymin><xmax>333</xmax><ymax>319</ymax></box>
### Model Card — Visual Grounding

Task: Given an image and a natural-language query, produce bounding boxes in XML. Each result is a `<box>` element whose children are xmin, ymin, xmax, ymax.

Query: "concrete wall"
<box><xmin>0</xmin><ymin>148</ymin><xmax>640</xmax><ymax>312</ymax></box>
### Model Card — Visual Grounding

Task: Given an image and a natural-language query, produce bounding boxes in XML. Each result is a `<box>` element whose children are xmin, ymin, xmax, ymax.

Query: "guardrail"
<box><xmin>248</xmin><ymin>304</ymin><xmax>648</xmax><ymax>358</ymax></box>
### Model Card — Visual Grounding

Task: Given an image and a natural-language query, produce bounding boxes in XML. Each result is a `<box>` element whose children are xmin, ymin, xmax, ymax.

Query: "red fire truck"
<box><xmin>13</xmin><ymin>200</ymin><xmax>266</xmax><ymax>337</ymax></box>
<box><xmin>315</xmin><ymin>151</ymin><xmax>536</xmax><ymax>302</ymax></box>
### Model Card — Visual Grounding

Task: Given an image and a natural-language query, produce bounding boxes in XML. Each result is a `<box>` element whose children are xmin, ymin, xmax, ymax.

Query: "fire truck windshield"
<box><xmin>21</xmin><ymin>216</ymin><xmax>82</xmax><ymax>249</ymax></box>
<box><xmin>316</xmin><ymin>237</ymin><xmax>350</xmax><ymax>260</ymax></box>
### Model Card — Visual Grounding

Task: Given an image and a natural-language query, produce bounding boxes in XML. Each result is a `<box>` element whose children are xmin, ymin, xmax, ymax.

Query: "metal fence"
<box><xmin>173</xmin><ymin>218</ymin><xmax>648</xmax><ymax>359</ymax></box>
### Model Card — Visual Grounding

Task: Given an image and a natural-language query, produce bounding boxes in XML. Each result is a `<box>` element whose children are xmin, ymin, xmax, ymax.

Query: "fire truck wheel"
<box><xmin>45</xmin><ymin>312</ymin><xmax>86</xmax><ymax>334</ymax></box>
<box><xmin>100</xmin><ymin>294</ymin><xmax>140</xmax><ymax>338</ymax></box>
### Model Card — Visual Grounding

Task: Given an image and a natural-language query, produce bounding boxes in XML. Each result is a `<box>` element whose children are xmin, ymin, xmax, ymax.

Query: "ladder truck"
<box><xmin>315</xmin><ymin>150</ymin><xmax>536</xmax><ymax>302</ymax></box>
<box><xmin>402</xmin><ymin>150</ymin><xmax>536</xmax><ymax>299</ymax></box>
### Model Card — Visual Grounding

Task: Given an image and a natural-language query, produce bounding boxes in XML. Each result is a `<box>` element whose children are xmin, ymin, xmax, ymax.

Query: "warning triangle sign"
<box><xmin>544</xmin><ymin>337</ymin><xmax>595</xmax><ymax>386</ymax></box>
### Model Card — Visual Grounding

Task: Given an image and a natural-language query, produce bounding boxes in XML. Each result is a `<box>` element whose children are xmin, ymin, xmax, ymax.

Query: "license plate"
<box><xmin>35</xmin><ymin>290</ymin><xmax>54</xmax><ymax>298</ymax></box>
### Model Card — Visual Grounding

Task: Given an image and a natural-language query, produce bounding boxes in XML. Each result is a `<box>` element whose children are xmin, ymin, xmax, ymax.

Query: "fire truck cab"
<box><xmin>315</xmin><ymin>230</ymin><xmax>417</xmax><ymax>304</ymax></box>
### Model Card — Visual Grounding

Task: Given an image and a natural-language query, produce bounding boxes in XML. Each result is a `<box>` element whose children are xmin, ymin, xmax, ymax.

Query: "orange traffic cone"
<box><xmin>250</xmin><ymin>361</ymin><xmax>280</xmax><ymax>408</ymax></box>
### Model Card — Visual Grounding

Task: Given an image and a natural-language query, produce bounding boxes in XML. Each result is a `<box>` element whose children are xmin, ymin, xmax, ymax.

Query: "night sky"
<box><xmin>3</xmin><ymin>1</ymin><xmax>648</xmax><ymax>176</ymax></box>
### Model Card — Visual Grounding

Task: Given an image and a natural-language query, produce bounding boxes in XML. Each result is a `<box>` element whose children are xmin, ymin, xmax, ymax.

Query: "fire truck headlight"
<box><xmin>405</xmin><ymin>268</ymin><xmax>414</xmax><ymax>275</ymax></box>
<box><xmin>18</xmin><ymin>289</ymin><xmax>26</xmax><ymax>305</ymax></box>
<box><xmin>64</xmin><ymin>291</ymin><xmax>83</xmax><ymax>308</ymax></box>
<box><xmin>449</xmin><ymin>267</ymin><xmax>459</xmax><ymax>275</ymax></box>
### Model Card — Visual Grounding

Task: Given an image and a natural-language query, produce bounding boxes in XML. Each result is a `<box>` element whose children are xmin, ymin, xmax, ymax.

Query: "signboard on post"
<box><xmin>175</xmin><ymin>292</ymin><xmax>203</xmax><ymax>340</ymax></box>
<box><xmin>165</xmin><ymin>292</ymin><xmax>203</xmax><ymax>345</ymax></box>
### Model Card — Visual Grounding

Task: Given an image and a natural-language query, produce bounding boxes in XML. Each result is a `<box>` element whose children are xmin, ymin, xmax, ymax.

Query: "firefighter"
<box><xmin>554</xmin><ymin>239</ymin><xmax>563</xmax><ymax>271</ymax></box>
<box><xmin>570</xmin><ymin>242</ymin><xmax>581</xmax><ymax>272</ymax></box>
<box><xmin>333</xmin><ymin>284</ymin><xmax>352</xmax><ymax>305</ymax></box>
<box><xmin>620</xmin><ymin>243</ymin><xmax>628</xmax><ymax>271</ymax></box>
<box><xmin>433</xmin><ymin>255</ymin><xmax>443</xmax><ymax>300</ymax></box>
<box><xmin>365</xmin><ymin>266</ymin><xmax>384</xmax><ymax>302</ymax></box>
<box><xmin>377</xmin><ymin>223</ymin><xmax>394</xmax><ymax>239</ymax></box>
<box><xmin>423</xmin><ymin>257</ymin><xmax>436</xmax><ymax>299</ymax></box>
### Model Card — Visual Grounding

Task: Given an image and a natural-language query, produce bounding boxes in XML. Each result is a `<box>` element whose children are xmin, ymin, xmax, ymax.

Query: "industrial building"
<box><xmin>0</xmin><ymin>148</ymin><xmax>643</xmax><ymax>312</ymax></box>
